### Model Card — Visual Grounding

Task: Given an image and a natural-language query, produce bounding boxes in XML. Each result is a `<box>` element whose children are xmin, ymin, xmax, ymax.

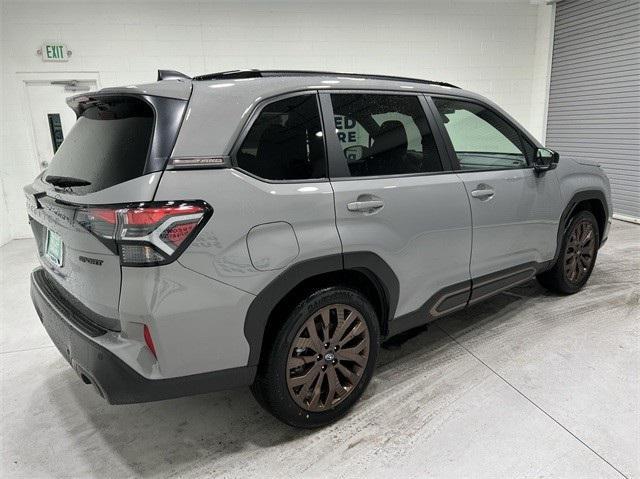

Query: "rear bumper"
<box><xmin>30</xmin><ymin>268</ymin><xmax>256</xmax><ymax>404</ymax></box>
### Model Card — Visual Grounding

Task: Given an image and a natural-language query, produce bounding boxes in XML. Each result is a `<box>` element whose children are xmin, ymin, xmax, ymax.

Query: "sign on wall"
<box><xmin>38</xmin><ymin>43</ymin><xmax>70</xmax><ymax>62</ymax></box>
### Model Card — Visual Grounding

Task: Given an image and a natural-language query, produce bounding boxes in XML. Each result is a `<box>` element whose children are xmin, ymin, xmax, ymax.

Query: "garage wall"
<box><xmin>546</xmin><ymin>0</ymin><xmax>640</xmax><ymax>222</ymax></box>
<box><xmin>1</xmin><ymin>0</ymin><xmax>554</xmax><ymax>242</ymax></box>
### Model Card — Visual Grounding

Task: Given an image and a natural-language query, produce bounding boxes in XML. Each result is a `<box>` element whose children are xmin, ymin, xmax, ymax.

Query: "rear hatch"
<box><xmin>25</xmin><ymin>91</ymin><xmax>189</xmax><ymax>330</ymax></box>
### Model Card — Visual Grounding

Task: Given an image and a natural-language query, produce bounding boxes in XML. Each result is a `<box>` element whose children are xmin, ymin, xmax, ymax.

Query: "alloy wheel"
<box><xmin>564</xmin><ymin>220</ymin><xmax>596</xmax><ymax>284</ymax></box>
<box><xmin>286</xmin><ymin>304</ymin><xmax>370</xmax><ymax>412</ymax></box>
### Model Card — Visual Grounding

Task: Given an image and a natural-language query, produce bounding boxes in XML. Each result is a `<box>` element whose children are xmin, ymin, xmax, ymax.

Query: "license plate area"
<box><xmin>45</xmin><ymin>229</ymin><xmax>64</xmax><ymax>266</ymax></box>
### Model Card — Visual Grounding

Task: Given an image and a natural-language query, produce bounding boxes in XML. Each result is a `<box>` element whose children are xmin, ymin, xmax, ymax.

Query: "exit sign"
<box><xmin>41</xmin><ymin>43</ymin><xmax>69</xmax><ymax>62</ymax></box>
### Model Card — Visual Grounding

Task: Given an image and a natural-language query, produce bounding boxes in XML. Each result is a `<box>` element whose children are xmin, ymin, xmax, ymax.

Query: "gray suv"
<box><xmin>26</xmin><ymin>70</ymin><xmax>612</xmax><ymax>428</ymax></box>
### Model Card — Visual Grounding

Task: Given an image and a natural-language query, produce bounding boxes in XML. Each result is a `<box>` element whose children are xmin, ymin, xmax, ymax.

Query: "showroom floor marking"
<box><xmin>436</xmin><ymin>323</ymin><xmax>629</xmax><ymax>479</ymax></box>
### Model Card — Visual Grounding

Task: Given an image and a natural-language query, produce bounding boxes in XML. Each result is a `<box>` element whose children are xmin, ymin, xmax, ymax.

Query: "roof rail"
<box><xmin>157</xmin><ymin>70</ymin><xmax>191</xmax><ymax>81</ymax></box>
<box><xmin>191</xmin><ymin>69</ymin><xmax>459</xmax><ymax>88</ymax></box>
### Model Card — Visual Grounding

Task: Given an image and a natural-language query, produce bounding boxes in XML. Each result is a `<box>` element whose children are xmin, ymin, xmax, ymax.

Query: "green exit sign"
<box><xmin>41</xmin><ymin>43</ymin><xmax>69</xmax><ymax>62</ymax></box>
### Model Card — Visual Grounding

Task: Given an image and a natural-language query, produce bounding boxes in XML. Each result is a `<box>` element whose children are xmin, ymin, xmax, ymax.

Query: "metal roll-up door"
<box><xmin>546</xmin><ymin>0</ymin><xmax>640</xmax><ymax>222</ymax></box>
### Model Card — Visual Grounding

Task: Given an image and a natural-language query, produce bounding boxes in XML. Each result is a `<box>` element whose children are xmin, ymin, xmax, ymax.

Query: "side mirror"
<box><xmin>534</xmin><ymin>148</ymin><xmax>559</xmax><ymax>172</ymax></box>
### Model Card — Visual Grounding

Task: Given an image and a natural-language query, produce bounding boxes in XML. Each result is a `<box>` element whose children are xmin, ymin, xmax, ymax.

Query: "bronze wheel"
<box><xmin>286</xmin><ymin>304</ymin><xmax>370</xmax><ymax>412</ymax></box>
<box><xmin>564</xmin><ymin>219</ymin><xmax>596</xmax><ymax>284</ymax></box>
<box><xmin>537</xmin><ymin>210</ymin><xmax>599</xmax><ymax>295</ymax></box>
<box><xmin>251</xmin><ymin>287</ymin><xmax>379</xmax><ymax>428</ymax></box>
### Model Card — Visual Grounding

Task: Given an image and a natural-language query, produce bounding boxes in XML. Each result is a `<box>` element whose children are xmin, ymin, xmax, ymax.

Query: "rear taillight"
<box><xmin>76</xmin><ymin>201</ymin><xmax>211</xmax><ymax>266</ymax></box>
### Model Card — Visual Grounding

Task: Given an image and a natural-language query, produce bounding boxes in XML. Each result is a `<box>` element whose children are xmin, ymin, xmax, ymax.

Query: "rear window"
<box><xmin>236</xmin><ymin>94</ymin><xmax>326</xmax><ymax>181</ymax></box>
<box><xmin>45</xmin><ymin>97</ymin><xmax>154</xmax><ymax>193</ymax></box>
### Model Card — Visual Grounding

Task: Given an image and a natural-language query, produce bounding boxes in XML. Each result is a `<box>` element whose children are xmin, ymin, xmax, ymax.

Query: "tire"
<box><xmin>537</xmin><ymin>210</ymin><xmax>600</xmax><ymax>294</ymax></box>
<box><xmin>251</xmin><ymin>287</ymin><xmax>380</xmax><ymax>428</ymax></box>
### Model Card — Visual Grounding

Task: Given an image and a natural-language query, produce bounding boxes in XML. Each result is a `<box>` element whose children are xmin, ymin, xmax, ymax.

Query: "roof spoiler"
<box><xmin>157</xmin><ymin>70</ymin><xmax>191</xmax><ymax>81</ymax></box>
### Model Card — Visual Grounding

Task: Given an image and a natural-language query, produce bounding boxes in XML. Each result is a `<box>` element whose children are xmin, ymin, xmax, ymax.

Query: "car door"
<box><xmin>428</xmin><ymin>96</ymin><xmax>563</xmax><ymax>289</ymax></box>
<box><xmin>320</xmin><ymin>91</ymin><xmax>472</xmax><ymax>327</ymax></box>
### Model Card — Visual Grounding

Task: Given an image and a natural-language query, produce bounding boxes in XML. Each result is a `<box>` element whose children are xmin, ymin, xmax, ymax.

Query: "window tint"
<box><xmin>237</xmin><ymin>95</ymin><xmax>326</xmax><ymax>180</ymax></box>
<box><xmin>330</xmin><ymin>94</ymin><xmax>442</xmax><ymax>177</ymax></box>
<box><xmin>45</xmin><ymin>97</ymin><xmax>153</xmax><ymax>193</ymax></box>
<box><xmin>433</xmin><ymin>98</ymin><xmax>529</xmax><ymax>170</ymax></box>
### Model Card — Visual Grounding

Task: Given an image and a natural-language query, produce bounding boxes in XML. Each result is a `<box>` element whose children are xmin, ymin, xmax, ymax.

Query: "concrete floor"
<box><xmin>1</xmin><ymin>220</ymin><xmax>638</xmax><ymax>478</ymax></box>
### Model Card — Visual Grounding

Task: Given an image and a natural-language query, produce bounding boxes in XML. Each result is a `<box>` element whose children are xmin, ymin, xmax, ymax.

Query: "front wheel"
<box><xmin>538</xmin><ymin>210</ymin><xmax>599</xmax><ymax>294</ymax></box>
<box><xmin>251</xmin><ymin>287</ymin><xmax>380</xmax><ymax>428</ymax></box>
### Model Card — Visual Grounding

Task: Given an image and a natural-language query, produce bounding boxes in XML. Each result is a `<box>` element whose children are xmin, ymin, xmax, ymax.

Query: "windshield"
<box><xmin>45</xmin><ymin>97</ymin><xmax>153</xmax><ymax>193</ymax></box>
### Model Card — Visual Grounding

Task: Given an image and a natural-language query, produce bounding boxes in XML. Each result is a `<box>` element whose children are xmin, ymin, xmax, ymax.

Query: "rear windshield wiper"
<box><xmin>45</xmin><ymin>175</ymin><xmax>92</xmax><ymax>188</ymax></box>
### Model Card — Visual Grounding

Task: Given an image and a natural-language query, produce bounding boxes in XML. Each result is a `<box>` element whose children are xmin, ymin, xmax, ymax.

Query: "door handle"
<box><xmin>347</xmin><ymin>199</ymin><xmax>384</xmax><ymax>213</ymax></box>
<box><xmin>470</xmin><ymin>184</ymin><xmax>495</xmax><ymax>200</ymax></box>
<box><xmin>471</xmin><ymin>189</ymin><xmax>495</xmax><ymax>198</ymax></box>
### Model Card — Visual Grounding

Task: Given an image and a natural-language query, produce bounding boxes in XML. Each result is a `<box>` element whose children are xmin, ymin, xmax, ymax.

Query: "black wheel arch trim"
<box><xmin>243</xmin><ymin>252</ymin><xmax>399</xmax><ymax>366</ymax></box>
<box><xmin>551</xmin><ymin>189</ymin><xmax>609</xmax><ymax>266</ymax></box>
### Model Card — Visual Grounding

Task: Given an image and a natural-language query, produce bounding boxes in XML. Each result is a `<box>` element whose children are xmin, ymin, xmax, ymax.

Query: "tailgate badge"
<box><xmin>79</xmin><ymin>256</ymin><xmax>104</xmax><ymax>266</ymax></box>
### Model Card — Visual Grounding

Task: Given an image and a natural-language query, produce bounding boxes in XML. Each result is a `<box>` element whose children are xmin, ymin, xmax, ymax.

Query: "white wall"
<box><xmin>0</xmin><ymin>179</ymin><xmax>10</xmax><ymax>247</ymax></box>
<box><xmin>0</xmin><ymin>7</ymin><xmax>11</xmax><ymax>247</ymax></box>
<box><xmin>1</xmin><ymin>0</ymin><xmax>554</xmax><ymax>242</ymax></box>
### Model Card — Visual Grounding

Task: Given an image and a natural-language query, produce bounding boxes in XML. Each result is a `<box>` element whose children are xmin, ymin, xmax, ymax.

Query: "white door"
<box><xmin>25</xmin><ymin>80</ymin><xmax>97</xmax><ymax>170</ymax></box>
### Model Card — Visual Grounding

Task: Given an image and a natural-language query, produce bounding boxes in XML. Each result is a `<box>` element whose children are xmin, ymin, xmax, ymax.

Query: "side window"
<box><xmin>330</xmin><ymin>94</ymin><xmax>443</xmax><ymax>177</ymax></box>
<box><xmin>236</xmin><ymin>95</ymin><xmax>326</xmax><ymax>181</ymax></box>
<box><xmin>433</xmin><ymin>98</ymin><xmax>530</xmax><ymax>170</ymax></box>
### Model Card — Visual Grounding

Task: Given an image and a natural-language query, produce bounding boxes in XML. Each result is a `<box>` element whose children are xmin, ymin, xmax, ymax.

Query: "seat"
<box><xmin>367</xmin><ymin>120</ymin><xmax>409</xmax><ymax>175</ymax></box>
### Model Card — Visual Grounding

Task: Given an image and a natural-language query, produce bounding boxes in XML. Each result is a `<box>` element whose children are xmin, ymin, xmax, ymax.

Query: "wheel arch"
<box><xmin>553</xmin><ymin>190</ymin><xmax>609</xmax><ymax>263</ymax></box>
<box><xmin>243</xmin><ymin>252</ymin><xmax>399</xmax><ymax>367</ymax></box>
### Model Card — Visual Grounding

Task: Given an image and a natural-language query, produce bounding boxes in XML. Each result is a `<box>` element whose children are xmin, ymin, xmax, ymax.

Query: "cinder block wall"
<box><xmin>0</xmin><ymin>0</ymin><xmax>553</xmax><ymax>243</ymax></box>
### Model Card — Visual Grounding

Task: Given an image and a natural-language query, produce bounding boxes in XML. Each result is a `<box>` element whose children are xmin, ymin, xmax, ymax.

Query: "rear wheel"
<box><xmin>538</xmin><ymin>210</ymin><xmax>599</xmax><ymax>294</ymax></box>
<box><xmin>251</xmin><ymin>287</ymin><xmax>379</xmax><ymax>428</ymax></box>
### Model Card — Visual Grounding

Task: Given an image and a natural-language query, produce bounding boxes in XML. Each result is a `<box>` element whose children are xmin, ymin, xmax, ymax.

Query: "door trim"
<box><xmin>468</xmin><ymin>264</ymin><xmax>537</xmax><ymax>305</ymax></box>
<box><xmin>388</xmin><ymin>262</ymin><xmax>542</xmax><ymax>337</ymax></box>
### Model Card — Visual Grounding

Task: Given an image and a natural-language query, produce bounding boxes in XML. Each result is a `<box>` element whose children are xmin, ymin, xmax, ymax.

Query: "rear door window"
<box><xmin>45</xmin><ymin>97</ymin><xmax>154</xmax><ymax>193</ymax></box>
<box><xmin>329</xmin><ymin>93</ymin><xmax>443</xmax><ymax>177</ymax></box>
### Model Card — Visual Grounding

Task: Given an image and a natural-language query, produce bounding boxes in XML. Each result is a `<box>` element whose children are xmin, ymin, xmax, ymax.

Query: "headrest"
<box><xmin>372</xmin><ymin>120</ymin><xmax>408</xmax><ymax>153</ymax></box>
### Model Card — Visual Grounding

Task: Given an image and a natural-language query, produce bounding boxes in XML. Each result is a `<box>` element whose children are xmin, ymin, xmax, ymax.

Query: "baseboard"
<box><xmin>613</xmin><ymin>214</ymin><xmax>640</xmax><ymax>225</ymax></box>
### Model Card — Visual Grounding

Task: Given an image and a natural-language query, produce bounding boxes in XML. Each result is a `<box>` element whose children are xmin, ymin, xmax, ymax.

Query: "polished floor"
<box><xmin>1</xmin><ymin>220</ymin><xmax>638</xmax><ymax>478</ymax></box>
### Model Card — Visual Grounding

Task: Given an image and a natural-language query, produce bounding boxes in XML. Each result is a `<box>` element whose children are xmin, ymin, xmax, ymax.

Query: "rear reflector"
<box><xmin>76</xmin><ymin>201</ymin><xmax>212</xmax><ymax>266</ymax></box>
<box><xmin>143</xmin><ymin>325</ymin><xmax>157</xmax><ymax>358</ymax></box>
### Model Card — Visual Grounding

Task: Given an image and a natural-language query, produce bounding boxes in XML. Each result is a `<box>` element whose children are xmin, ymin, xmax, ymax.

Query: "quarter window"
<box><xmin>237</xmin><ymin>95</ymin><xmax>326</xmax><ymax>180</ymax></box>
<box><xmin>330</xmin><ymin>94</ymin><xmax>442</xmax><ymax>177</ymax></box>
<box><xmin>433</xmin><ymin>98</ymin><xmax>530</xmax><ymax>170</ymax></box>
